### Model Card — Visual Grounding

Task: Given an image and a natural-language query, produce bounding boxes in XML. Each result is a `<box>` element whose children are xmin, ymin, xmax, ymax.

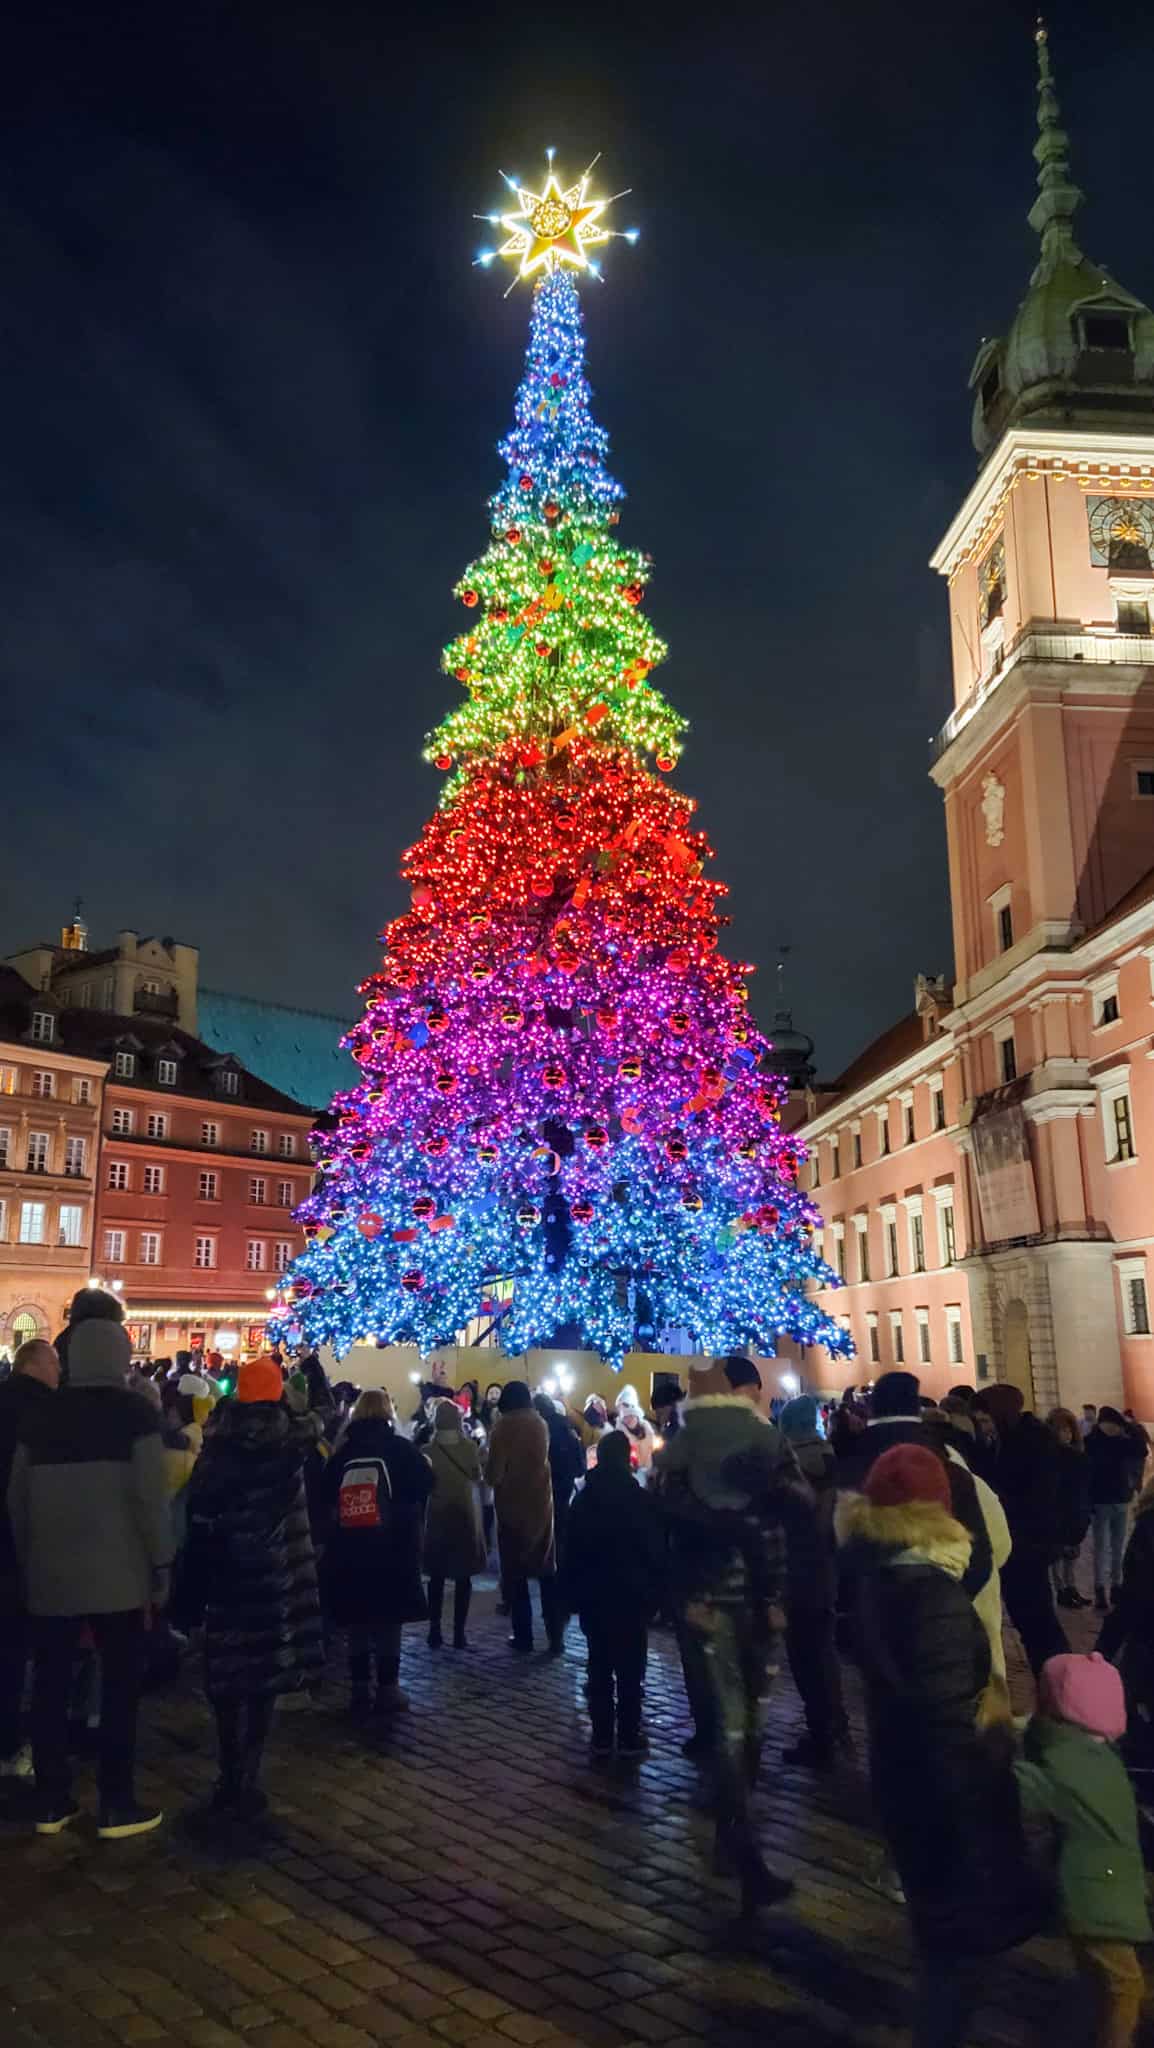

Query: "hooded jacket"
<box><xmin>838</xmin><ymin>1489</ymin><xmax>1048</xmax><ymax>1958</ymax></box>
<box><xmin>654</xmin><ymin>1395</ymin><xmax>791</xmax><ymax>1607</ymax></box>
<box><xmin>1016</xmin><ymin>1717</ymin><xmax>1150</xmax><ymax>1944</ymax></box>
<box><xmin>424</xmin><ymin>1408</ymin><xmax>486</xmax><ymax>1581</ymax></box>
<box><xmin>7</xmin><ymin>1323</ymin><xmax>171</xmax><ymax>1616</ymax></box>
<box><xmin>561</xmin><ymin>1453</ymin><xmax>667</xmax><ymax>1623</ymax></box>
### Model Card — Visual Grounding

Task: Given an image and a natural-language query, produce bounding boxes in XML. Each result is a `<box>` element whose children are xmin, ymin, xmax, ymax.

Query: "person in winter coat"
<box><xmin>532</xmin><ymin>1392</ymin><xmax>585</xmax><ymax>1565</ymax></box>
<box><xmin>973</xmin><ymin>1381</ymin><xmax>1068</xmax><ymax>1675</ymax></box>
<box><xmin>614</xmin><ymin>1385</ymin><xmax>657</xmax><ymax>1477</ymax></box>
<box><xmin>1086</xmin><ymin>1408</ymin><xmax>1140</xmax><ymax>1611</ymax></box>
<box><xmin>1098</xmin><ymin>1479</ymin><xmax>1154</xmax><ymax>1766</ymax></box>
<box><xmin>840</xmin><ymin>1371</ymin><xmax>993</xmax><ymax>1599</ymax></box>
<box><xmin>424</xmin><ymin>1400</ymin><xmax>486</xmax><ymax>1650</ymax></box>
<box><xmin>183</xmin><ymin>1355</ymin><xmax>324</xmax><ymax>1815</ymax></box>
<box><xmin>1015</xmin><ymin>1653</ymin><xmax>1150</xmax><ymax>2046</ymax></box>
<box><xmin>774</xmin><ymin>1395</ymin><xmax>849</xmax><ymax>1769</ymax></box>
<box><xmin>52</xmin><ymin>1282</ymin><xmax>126</xmax><ymax>1387</ymax></box>
<box><xmin>838</xmin><ymin>1442</ymin><xmax>1048</xmax><ymax>2048</ymax></box>
<box><xmin>1046</xmin><ymin>1407</ymin><xmax>1093</xmax><ymax>1609</ymax></box>
<box><xmin>8</xmin><ymin>1321</ymin><xmax>172</xmax><ymax>1839</ymax></box>
<box><xmin>561</xmin><ymin>1430</ymin><xmax>666</xmax><ymax>1758</ymax></box>
<box><xmin>320</xmin><ymin>1389</ymin><xmax>432</xmax><ymax>1708</ymax></box>
<box><xmin>653</xmin><ymin>1355</ymin><xmax>794</xmax><ymax>1913</ymax></box>
<box><xmin>0</xmin><ymin>1340</ymin><xmax>58</xmax><ymax>1777</ymax></box>
<box><xmin>921</xmin><ymin>1403</ymin><xmax>1013</xmax><ymax>1683</ymax></box>
<box><xmin>486</xmin><ymin>1381</ymin><xmax>559</xmax><ymax>1654</ymax></box>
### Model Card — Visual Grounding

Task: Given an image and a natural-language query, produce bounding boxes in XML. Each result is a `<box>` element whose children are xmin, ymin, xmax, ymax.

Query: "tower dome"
<box><xmin>970</xmin><ymin>22</ymin><xmax>1154</xmax><ymax>460</ymax></box>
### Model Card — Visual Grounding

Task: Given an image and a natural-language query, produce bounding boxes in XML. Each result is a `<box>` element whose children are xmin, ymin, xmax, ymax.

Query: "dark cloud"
<box><xmin>4</xmin><ymin>0</ymin><xmax>1153</xmax><ymax>1069</ymax></box>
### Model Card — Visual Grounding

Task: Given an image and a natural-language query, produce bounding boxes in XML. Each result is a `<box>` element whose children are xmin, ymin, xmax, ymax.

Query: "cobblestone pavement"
<box><xmin>0</xmin><ymin>1583</ymin><xmax>1146</xmax><ymax>2048</ymax></box>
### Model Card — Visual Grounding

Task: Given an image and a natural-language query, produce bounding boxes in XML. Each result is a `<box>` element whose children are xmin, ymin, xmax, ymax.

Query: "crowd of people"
<box><xmin>0</xmin><ymin>1285</ymin><xmax>1152</xmax><ymax>2043</ymax></box>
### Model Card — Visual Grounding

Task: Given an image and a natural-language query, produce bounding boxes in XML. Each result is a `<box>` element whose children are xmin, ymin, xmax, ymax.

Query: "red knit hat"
<box><xmin>864</xmin><ymin>1442</ymin><xmax>950</xmax><ymax>1510</ymax></box>
<box><xmin>237</xmin><ymin>1354</ymin><xmax>285</xmax><ymax>1405</ymax></box>
<box><xmin>1040</xmin><ymin>1653</ymin><xmax>1126</xmax><ymax>1741</ymax></box>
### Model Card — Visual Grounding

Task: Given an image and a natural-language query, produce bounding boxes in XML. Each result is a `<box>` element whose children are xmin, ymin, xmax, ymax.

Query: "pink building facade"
<box><xmin>799</xmin><ymin>31</ymin><xmax>1154</xmax><ymax>1417</ymax></box>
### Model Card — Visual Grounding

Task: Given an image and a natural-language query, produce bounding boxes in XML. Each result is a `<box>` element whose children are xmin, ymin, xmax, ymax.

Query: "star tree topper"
<box><xmin>476</xmin><ymin>152</ymin><xmax>637</xmax><ymax>290</ymax></box>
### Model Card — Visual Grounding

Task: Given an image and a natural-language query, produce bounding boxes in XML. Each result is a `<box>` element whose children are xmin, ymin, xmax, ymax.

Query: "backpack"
<box><xmin>337</xmin><ymin>1456</ymin><xmax>392</xmax><ymax>1533</ymax></box>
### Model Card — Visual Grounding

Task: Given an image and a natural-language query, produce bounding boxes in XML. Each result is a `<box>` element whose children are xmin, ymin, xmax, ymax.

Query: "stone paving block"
<box><xmin>338</xmin><ymin>2001</ymin><xmax>419</xmax><ymax>2041</ymax></box>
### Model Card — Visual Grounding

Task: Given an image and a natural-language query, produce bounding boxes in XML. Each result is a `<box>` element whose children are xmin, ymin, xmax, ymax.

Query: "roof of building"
<box><xmin>50</xmin><ymin>1003</ymin><xmax>312</xmax><ymax>1116</ymax></box>
<box><xmin>1084</xmin><ymin>858</ymin><xmax>1154</xmax><ymax>941</ymax></box>
<box><xmin>829</xmin><ymin>1011</ymin><xmax>925</xmax><ymax>1097</ymax></box>
<box><xmin>971</xmin><ymin>25</ymin><xmax>1154</xmax><ymax>459</ymax></box>
<box><xmin>198</xmin><ymin>988</ymin><xmax>353</xmax><ymax>1115</ymax></box>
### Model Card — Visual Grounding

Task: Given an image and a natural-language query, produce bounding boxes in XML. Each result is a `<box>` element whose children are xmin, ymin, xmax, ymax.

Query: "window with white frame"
<box><xmin>1092</xmin><ymin>974</ymin><xmax>1121</xmax><ymax>1028</ymax></box>
<box><xmin>139</xmin><ymin>1232</ymin><xmax>161</xmax><ymax>1266</ymax></box>
<box><xmin>811</xmin><ymin>1151</ymin><xmax>821</xmax><ymax>1190</ymax></box>
<box><xmin>994</xmin><ymin>1019</ymin><xmax>1017</xmax><ymax>1085</ymax></box>
<box><xmin>274</xmin><ymin>1241</ymin><xmax>293</xmax><ymax>1272</ymax></box>
<box><xmin>156</xmin><ymin>1059</ymin><xmax>178</xmax><ymax>1087</ymax></box>
<box><xmin>194</xmin><ymin>1236</ymin><xmax>217</xmax><ymax>1269</ymax></box>
<box><xmin>250</xmin><ymin>1177</ymin><xmax>267</xmax><ymax>1206</ymax></box>
<box><xmin>57</xmin><ymin>1204</ymin><xmax>84</xmax><ymax>1248</ymax></box>
<box><xmin>1099</xmin><ymin>1071</ymin><xmax>1137</xmax><ymax>1165</ymax></box>
<box><xmin>197</xmin><ymin>1170</ymin><xmax>219</xmax><ymax>1201</ymax></box>
<box><xmin>877</xmin><ymin>1105</ymin><xmax>892</xmax><ymax>1156</ymax></box>
<box><xmin>147</xmin><ymin>1113</ymin><xmax>169</xmax><ymax>1140</ymax></box>
<box><xmin>866</xmin><ymin>1311</ymin><xmax>880</xmax><ymax>1363</ymax></box>
<box><xmin>19</xmin><ymin>1202</ymin><xmax>46</xmax><ymax>1245</ymax></box>
<box><xmin>104</xmin><ymin>1228</ymin><xmax>125</xmax><ymax>1263</ymax></box>
<box><xmin>64</xmin><ymin>1136</ymin><xmax>86</xmax><ymax>1178</ymax></box>
<box><xmin>916</xmin><ymin>1307</ymin><xmax>932</xmax><ymax>1365</ymax></box>
<box><xmin>946</xmin><ymin>1306</ymin><xmax>965</xmax><ymax>1365</ymax></box>
<box><xmin>832</xmin><ymin>1221</ymin><xmax>846</xmax><ymax>1280</ymax></box>
<box><xmin>219</xmin><ymin>1069</ymin><xmax>239</xmax><ymax>1097</ymax></box>
<box><xmin>902</xmin><ymin>1095</ymin><xmax>916</xmax><ymax>1146</ymax></box>
<box><xmin>904</xmin><ymin>1195</ymin><xmax>926</xmax><ymax>1274</ymax></box>
<box><xmin>0</xmin><ymin>1129</ymin><xmax>10</xmax><ymax>1168</ymax></box>
<box><xmin>830</xmin><ymin>1136</ymin><xmax>840</xmax><ymax>1180</ymax></box>
<box><xmin>854</xmin><ymin>1214</ymin><xmax>871</xmax><ymax>1282</ymax></box>
<box><xmin>26</xmin><ymin>1132</ymin><xmax>50</xmax><ymax>1173</ymax></box>
<box><xmin>0</xmin><ymin>1200</ymin><xmax>6</xmax><ymax>1239</ymax></box>
<box><xmin>31</xmin><ymin>1070</ymin><xmax>54</xmax><ymax>1099</ymax></box>
<box><xmin>933</xmin><ymin>1186</ymin><xmax>957</xmax><ymax>1266</ymax></box>
<box><xmin>1117</xmin><ymin>1258</ymin><xmax>1152</xmax><ymax>1337</ymax></box>
<box><xmin>201</xmin><ymin>1120</ymin><xmax>220</xmax><ymax>1147</ymax></box>
<box><xmin>30</xmin><ymin>1012</ymin><xmax>54</xmax><ymax>1044</ymax></box>
<box><xmin>890</xmin><ymin>1310</ymin><xmax>905</xmax><ymax>1364</ymax></box>
<box><xmin>881</xmin><ymin>1203</ymin><xmax>899</xmax><ymax>1277</ymax></box>
<box><xmin>107</xmin><ymin>1161</ymin><xmax>129</xmax><ymax>1191</ymax></box>
<box><xmin>277</xmin><ymin>1133</ymin><xmax>296</xmax><ymax>1158</ymax></box>
<box><xmin>250</xmin><ymin>1129</ymin><xmax>269</xmax><ymax>1155</ymax></box>
<box><xmin>246</xmin><ymin>1240</ymin><xmax>267</xmax><ymax>1271</ymax></box>
<box><xmin>852</xmin><ymin>1125</ymin><xmax>862</xmax><ymax>1169</ymax></box>
<box><xmin>114</xmin><ymin>1051</ymin><xmax>136</xmax><ymax>1079</ymax></box>
<box><xmin>276</xmin><ymin>1179</ymin><xmax>295</xmax><ymax>1209</ymax></box>
<box><xmin>111</xmin><ymin>1108</ymin><xmax>134</xmax><ymax>1136</ymax></box>
<box><xmin>143</xmin><ymin>1164</ymin><xmax>164</xmax><ymax>1195</ymax></box>
<box><xmin>73</xmin><ymin>1076</ymin><xmax>92</xmax><ymax>1105</ymax></box>
<box><xmin>931</xmin><ymin>1083</ymin><xmax>946</xmax><ymax>1132</ymax></box>
<box><xmin>990</xmin><ymin>884</ymin><xmax>1013</xmax><ymax>956</ymax></box>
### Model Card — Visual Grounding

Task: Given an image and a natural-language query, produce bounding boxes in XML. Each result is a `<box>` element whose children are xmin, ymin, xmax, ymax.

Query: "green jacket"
<box><xmin>1015</xmin><ymin>1717</ymin><xmax>1151</xmax><ymax>1945</ymax></box>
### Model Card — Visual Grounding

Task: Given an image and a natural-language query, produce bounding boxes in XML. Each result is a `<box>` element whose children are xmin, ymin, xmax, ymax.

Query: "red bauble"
<box><xmin>669</xmin><ymin>1011</ymin><xmax>690</xmax><ymax>1034</ymax></box>
<box><xmin>412</xmin><ymin>1196</ymin><xmax>436</xmax><ymax>1220</ymax></box>
<box><xmin>543</xmin><ymin>1064</ymin><xmax>566</xmax><ymax>1088</ymax></box>
<box><xmin>350</xmin><ymin>1141</ymin><xmax>371</xmax><ymax>1162</ymax></box>
<box><xmin>535</xmin><ymin>641</ymin><xmax>551</xmax><ymax>657</ymax></box>
<box><xmin>530</xmin><ymin>875</ymin><xmax>554</xmax><ymax>898</ymax></box>
<box><xmin>656</xmin><ymin>755</ymin><xmax>676</xmax><ymax>773</ymax></box>
<box><xmin>469</xmin><ymin>961</ymin><xmax>494</xmax><ymax>982</ymax></box>
<box><xmin>357</xmin><ymin>1212</ymin><xmax>383</xmax><ymax>1239</ymax></box>
<box><xmin>571</xmin><ymin>1199</ymin><xmax>594</xmax><ymax>1224</ymax></box>
<box><xmin>519</xmin><ymin>742</ymin><xmax>543</xmax><ymax>769</ymax></box>
<box><xmin>667</xmin><ymin>949</ymin><xmax>691</xmax><ymax>974</ymax></box>
<box><xmin>424</xmin><ymin>1135</ymin><xmax>448</xmax><ymax>1157</ymax></box>
<box><xmin>518</xmin><ymin>473</ymin><xmax>533</xmax><ymax>491</ymax></box>
<box><xmin>585</xmin><ymin>702</ymin><xmax>609</xmax><ymax>726</ymax></box>
<box><xmin>492</xmin><ymin>606</ymin><xmax>509</xmax><ymax>623</ymax></box>
<box><xmin>554</xmin><ymin>803</ymin><xmax>577</xmax><ymax>833</ymax></box>
<box><xmin>477</xmin><ymin>1144</ymin><xmax>498</xmax><ymax>1165</ymax></box>
<box><xmin>517</xmin><ymin>1204</ymin><xmax>540</xmax><ymax>1227</ymax></box>
<box><xmin>427</xmin><ymin>1007</ymin><xmax>449</xmax><ymax>1031</ymax></box>
<box><xmin>619</xmin><ymin>1056</ymin><xmax>643</xmax><ymax>1081</ymax></box>
<box><xmin>681</xmin><ymin>1188</ymin><xmax>703</xmax><ymax>1212</ymax></box>
<box><xmin>434</xmin><ymin>753</ymin><xmax>453</xmax><ymax>772</ymax></box>
<box><xmin>461</xmin><ymin>588</ymin><xmax>479</xmax><ymax>607</ymax></box>
<box><xmin>434</xmin><ymin>1072</ymin><xmax>457</xmax><ymax>1095</ymax></box>
<box><xmin>665</xmin><ymin>1136</ymin><xmax>688</xmax><ymax>1164</ymax></box>
<box><xmin>621</xmin><ymin>584</ymin><xmax>643</xmax><ymax>606</ymax></box>
<box><xmin>400</xmin><ymin>1269</ymin><xmax>424</xmax><ymax>1292</ymax></box>
<box><xmin>454</xmin><ymin>668</ymin><xmax>470</xmax><ymax>683</ymax></box>
<box><xmin>499</xmin><ymin>1005</ymin><xmax>524</xmax><ymax>1029</ymax></box>
<box><xmin>393</xmin><ymin>1227</ymin><xmax>417</xmax><ymax>1243</ymax></box>
<box><xmin>543</xmin><ymin>500</ymin><xmax>560</xmax><ymax>520</ymax></box>
<box><xmin>505</xmin><ymin>526</ymin><xmax>522</xmax><ymax>544</ymax></box>
<box><xmin>736</xmin><ymin>1141</ymin><xmax>757</xmax><ymax>1161</ymax></box>
<box><xmin>596</xmin><ymin>1008</ymin><xmax>619</xmax><ymax>1031</ymax></box>
<box><xmin>549</xmin><ymin>372</ymin><xmax>564</xmax><ymax>389</ymax></box>
<box><xmin>585</xmin><ymin>1125</ymin><xmax>609</xmax><ymax>1150</ymax></box>
<box><xmin>538</xmin><ymin>557</ymin><xmax>554</xmax><ymax>575</ymax></box>
<box><xmin>302</xmin><ymin>1222</ymin><xmax>320</xmax><ymax>1239</ymax></box>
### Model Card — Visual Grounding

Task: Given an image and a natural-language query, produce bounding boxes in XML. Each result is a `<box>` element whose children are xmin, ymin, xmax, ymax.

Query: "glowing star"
<box><xmin>488</xmin><ymin>159</ymin><xmax>624</xmax><ymax>286</ymax></box>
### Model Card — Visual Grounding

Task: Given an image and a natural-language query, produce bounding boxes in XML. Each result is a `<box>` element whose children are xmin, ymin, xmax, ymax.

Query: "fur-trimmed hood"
<box><xmin>836</xmin><ymin>1492</ymin><xmax>972</xmax><ymax>1580</ymax></box>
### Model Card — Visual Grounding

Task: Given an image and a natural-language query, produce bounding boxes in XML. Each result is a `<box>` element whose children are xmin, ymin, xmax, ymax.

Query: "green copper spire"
<box><xmin>1027</xmin><ymin>19</ymin><xmax>1085</xmax><ymax>279</ymax></box>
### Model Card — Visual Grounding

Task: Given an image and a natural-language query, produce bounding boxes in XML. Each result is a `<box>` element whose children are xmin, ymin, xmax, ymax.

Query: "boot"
<box><xmin>453</xmin><ymin>1580</ymin><xmax>472</xmax><ymax>1650</ymax></box>
<box><xmin>1095</xmin><ymin>1585</ymin><xmax>1109</xmax><ymax>1612</ymax></box>
<box><xmin>427</xmin><ymin>1578</ymin><xmax>444</xmax><ymax>1649</ymax></box>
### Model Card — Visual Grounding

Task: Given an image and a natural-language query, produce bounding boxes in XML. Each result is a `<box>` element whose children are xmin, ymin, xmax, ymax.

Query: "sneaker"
<box><xmin>0</xmin><ymin>1743</ymin><xmax>34</xmax><ymax>1780</ymax></box>
<box><xmin>97</xmin><ymin>1804</ymin><xmax>163</xmax><ymax>1840</ymax></box>
<box><xmin>373</xmin><ymin>1684</ymin><xmax>410</xmax><ymax>1714</ymax></box>
<box><xmin>34</xmin><ymin>1800</ymin><xmax>81</xmax><ymax>1836</ymax></box>
<box><xmin>862</xmin><ymin>1862</ymin><xmax>906</xmax><ymax>1906</ymax></box>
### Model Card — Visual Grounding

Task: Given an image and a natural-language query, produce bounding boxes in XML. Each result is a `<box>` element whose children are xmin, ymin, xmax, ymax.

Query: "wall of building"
<box><xmin>0</xmin><ymin>1042</ymin><xmax>107</xmax><ymax>1352</ymax></box>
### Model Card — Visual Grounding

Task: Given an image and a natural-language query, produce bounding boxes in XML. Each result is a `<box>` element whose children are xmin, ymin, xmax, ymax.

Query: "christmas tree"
<box><xmin>278</xmin><ymin>163</ymin><xmax>850</xmax><ymax>1371</ymax></box>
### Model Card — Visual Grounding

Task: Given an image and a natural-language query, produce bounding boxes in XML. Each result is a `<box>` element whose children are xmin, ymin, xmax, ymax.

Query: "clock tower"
<box><xmin>928</xmin><ymin>23</ymin><xmax>1154</xmax><ymax>1409</ymax></box>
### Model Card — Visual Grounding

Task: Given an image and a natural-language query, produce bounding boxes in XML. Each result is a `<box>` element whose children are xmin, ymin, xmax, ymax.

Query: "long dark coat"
<box><xmin>185</xmin><ymin>1401</ymin><xmax>324</xmax><ymax>1700</ymax></box>
<box><xmin>320</xmin><ymin>1418</ymin><xmax>432</xmax><ymax>1627</ymax></box>
<box><xmin>424</xmin><ymin>1423</ymin><xmax>487</xmax><ymax>1581</ymax></box>
<box><xmin>486</xmin><ymin>1409</ymin><xmax>555</xmax><ymax>1578</ymax></box>
<box><xmin>848</xmin><ymin>1499</ymin><xmax>1048</xmax><ymax>1957</ymax></box>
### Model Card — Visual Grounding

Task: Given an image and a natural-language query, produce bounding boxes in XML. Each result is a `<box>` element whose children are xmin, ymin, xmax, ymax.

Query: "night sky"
<box><xmin>5</xmin><ymin>0</ymin><xmax>1153</xmax><ymax>1077</ymax></box>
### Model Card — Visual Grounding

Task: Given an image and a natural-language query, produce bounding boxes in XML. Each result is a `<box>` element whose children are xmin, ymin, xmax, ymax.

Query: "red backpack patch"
<box><xmin>338</xmin><ymin>1458</ymin><xmax>391</xmax><ymax>1531</ymax></box>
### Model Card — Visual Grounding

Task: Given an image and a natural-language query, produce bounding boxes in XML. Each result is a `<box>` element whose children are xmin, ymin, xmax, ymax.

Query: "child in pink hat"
<box><xmin>1016</xmin><ymin>1652</ymin><xmax>1150</xmax><ymax>2044</ymax></box>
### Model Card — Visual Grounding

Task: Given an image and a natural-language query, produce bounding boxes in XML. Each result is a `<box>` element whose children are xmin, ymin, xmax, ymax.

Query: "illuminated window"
<box><xmin>890</xmin><ymin>1311</ymin><xmax>904</xmax><ymax>1364</ymax></box>
<box><xmin>104</xmin><ymin>1229</ymin><xmax>125</xmax><ymax>1263</ymax></box>
<box><xmin>916</xmin><ymin>1309</ymin><xmax>931</xmax><ymax>1365</ymax></box>
<box><xmin>57</xmin><ymin>1205</ymin><xmax>84</xmax><ymax>1248</ymax></box>
<box><xmin>866</xmin><ymin>1312</ymin><xmax>880</xmax><ymax>1364</ymax></box>
<box><xmin>946</xmin><ymin>1307</ymin><xmax>965</xmax><ymax>1365</ymax></box>
<box><xmin>139</xmin><ymin>1232</ymin><xmax>161</xmax><ymax>1266</ymax></box>
<box><xmin>31</xmin><ymin>1071</ymin><xmax>54</xmax><ymax>1099</ymax></box>
<box><xmin>274</xmin><ymin>1241</ymin><xmax>293</xmax><ymax>1272</ymax></box>
<box><xmin>19</xmin><ymin>1202</ymin><xmax>46</xmax><ymax>1245</ymax></box>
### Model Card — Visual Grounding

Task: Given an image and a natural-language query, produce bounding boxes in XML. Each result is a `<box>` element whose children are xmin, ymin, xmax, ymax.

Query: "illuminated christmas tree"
<box><xmin>279</xmin><ymin>163</ymin><xmax>850</xmax><ymax>1369</ymax></box>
